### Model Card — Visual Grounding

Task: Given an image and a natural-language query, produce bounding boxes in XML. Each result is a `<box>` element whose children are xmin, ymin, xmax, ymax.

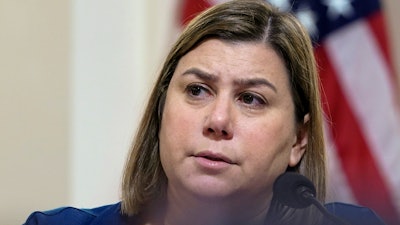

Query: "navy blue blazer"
<box><xmin>24</xmin><ymin>202</ymin><xmax>386</xmax><ymax>225</ymax></box>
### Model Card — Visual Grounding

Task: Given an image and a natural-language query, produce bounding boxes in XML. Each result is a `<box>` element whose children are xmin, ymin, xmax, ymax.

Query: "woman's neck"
<box><xmin>160</xmin><ymin>188</ymin><xmax>271</xmax><ymax>225</ymax></box>
<box><xmin>164</xmin><ymin>203</ymin><xmax>268</xmax><ymax>225</ymax></box>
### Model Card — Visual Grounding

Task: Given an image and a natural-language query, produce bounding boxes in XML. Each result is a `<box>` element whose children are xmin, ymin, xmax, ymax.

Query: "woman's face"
<box><xmin>159</xmin><ymin>39</ymin><xmax>308</xmax><ymax>204</ymax></box>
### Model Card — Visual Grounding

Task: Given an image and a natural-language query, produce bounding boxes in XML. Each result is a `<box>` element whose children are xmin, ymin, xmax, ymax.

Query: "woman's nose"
<box><xmin>203</xmin><ymin>97</ymin><xmax>234</xmax><ymax>140</ymax></box>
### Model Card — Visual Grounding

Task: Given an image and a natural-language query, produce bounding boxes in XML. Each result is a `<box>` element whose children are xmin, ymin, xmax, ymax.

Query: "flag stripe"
<box><xmin>367</xmin><ymin>11</ymin><xmax>400</xmax><ymax>105</ymax></box>
<box><xmin>324</xmin><ymin>123</ymin><xmax>357</xmax><ymax>203</ymax></box>
<box><xmin>180</xmin><ymin>0</ymin><xmax>211</xmax><ymax>25</ymax></box>
<box><xmin>316</xmin><ymin>45</ymin><xmax>399</xmax><ymax>224</ymax></box>
<box><xmin>367</xmin><ymin>12</ymin><xmax>395</xmax><ymax>78</ymax></box>
<box><xmin>324</xmin><ymin>18</ymin><xmax>400</xmax><ymax>222</ymax></box>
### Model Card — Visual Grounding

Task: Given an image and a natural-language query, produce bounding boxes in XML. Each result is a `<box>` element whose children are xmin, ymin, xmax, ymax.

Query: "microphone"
<box><xmin>273</xmin><ymin>172</ymin><xmax>350</xmax><ymax>225</ymax></box>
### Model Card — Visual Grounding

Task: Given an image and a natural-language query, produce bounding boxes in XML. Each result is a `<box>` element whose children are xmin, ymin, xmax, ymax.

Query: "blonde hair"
<box><xmin>121</xmin><ymin>0</ymin><xmax>326</xmax><ymax>222</ymax></box>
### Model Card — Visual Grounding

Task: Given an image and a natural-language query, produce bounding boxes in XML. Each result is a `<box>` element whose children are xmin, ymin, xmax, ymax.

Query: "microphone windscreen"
<box><xmin>273</xmin><ymin>172</ymin><xmax>316</xmax><ymax>208</ymax></box>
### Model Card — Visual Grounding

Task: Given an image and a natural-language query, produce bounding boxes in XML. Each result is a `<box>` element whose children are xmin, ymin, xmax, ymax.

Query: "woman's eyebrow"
<box><xmin>181</xmin><ymin>67</ymin><xmax>277</xmax><ymax>93</ymax></box>
<box><xmin>234</xmin><ymin>77</ymin><xmax>277</xmax><ymax>93</ymax></box>
<box><xmin>181</xmin><ymin>67</ymin><xmax>219</xmax><ymax>82</ymax></box>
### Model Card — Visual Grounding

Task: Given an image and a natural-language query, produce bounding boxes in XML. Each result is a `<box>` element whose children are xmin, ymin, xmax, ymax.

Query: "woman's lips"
<box><xmin>194</xmin><ymin>151</ymin><xmax>234</xmax><ymax>164</ymax></box>
<box><xmin>192</xmin><ymin>151</ymin><xmax>235</xmax><ymax>172</ymax></box>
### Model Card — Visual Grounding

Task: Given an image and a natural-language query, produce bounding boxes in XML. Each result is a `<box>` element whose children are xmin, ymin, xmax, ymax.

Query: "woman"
<box><xmin>24</xmin><ymin>0</ymin><xmax>386</xmax><ymax>224</ymax></box>
<box><xmin>121</xmin><ymin>0</ymin><xmax>325</xmax><ymax>224</ymax></box>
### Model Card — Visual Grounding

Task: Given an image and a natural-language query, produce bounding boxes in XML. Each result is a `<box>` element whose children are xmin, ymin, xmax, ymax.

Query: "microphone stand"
<box><xmin>302</xmin><ymin>191</ymin><xmax>351</xmax><ymax>225</ymax></box>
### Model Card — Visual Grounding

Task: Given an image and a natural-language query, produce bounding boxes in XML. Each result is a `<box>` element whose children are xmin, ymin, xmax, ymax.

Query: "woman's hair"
<box><xmin>121</xmin><ymin>0</ymin><xmax>326</xmax><ymax>223</ymax></box>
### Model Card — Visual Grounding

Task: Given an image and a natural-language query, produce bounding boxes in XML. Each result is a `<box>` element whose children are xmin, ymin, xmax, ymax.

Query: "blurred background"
<box><xmin>1</xmin><ymin>0</ymin><xmax>399</xmax><ymax>224</ymax></box>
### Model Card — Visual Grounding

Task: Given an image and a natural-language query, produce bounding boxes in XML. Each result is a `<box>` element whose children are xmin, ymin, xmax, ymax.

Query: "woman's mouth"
<box><xmin>195</xmin><ymin>151</ymin><xmax>234</xmax><ymax>164</ymax></box>
<box><xmin>192</xmin><ymin>151</ymin><xmax>235</xmax><ymax>172</ymax></box>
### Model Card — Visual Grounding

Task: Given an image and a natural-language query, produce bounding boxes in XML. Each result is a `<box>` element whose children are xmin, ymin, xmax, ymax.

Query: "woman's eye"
<box><xmin>239</xmin><ymin>92</ymin><xmax>267</xmax><ymax>108</ymax></box>
<box><xmin>186</xmin><ymin>84</ymin><xmax>210</xmax><ymax>98</ymax></box>
<box><xmin>242</xmin><ymin>93</ymin><xmax>254</xmax><ymax>104</ymax></box>
<box><xmin>188</xmin><ymin>85</ymin><xmax>202</xmax><ymax>96</ymax></box>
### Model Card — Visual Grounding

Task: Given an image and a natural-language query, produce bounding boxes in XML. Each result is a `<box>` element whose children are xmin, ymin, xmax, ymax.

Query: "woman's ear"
<box><xmin>289</xmin><ymin>114</ymin><xmax>310</xmax><ymax>167</ymax></box>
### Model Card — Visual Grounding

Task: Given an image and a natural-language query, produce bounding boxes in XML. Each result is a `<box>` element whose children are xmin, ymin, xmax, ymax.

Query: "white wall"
<box><xmin>70</xmin><ymin>0</ymin><xmax>140</xmax><ymax>208</ymax></box>
<box><xmin>384</xmin><ymin>0</ymin><xmax>400</xmax><ymax>86</ymax></box>
<box><xmin>0</xmin><ymin>0</ymin><xmax>179</xmax><ymax>224</ymax></box>
<box><xmin>0</xmin><ymin>1</ymin><xmax>70</xmax><ymax>224</ymax></box>
<box><xmin>69</xmin><ymin>0</ymin><xmax>179</xmax><ymax>208</ymax></box>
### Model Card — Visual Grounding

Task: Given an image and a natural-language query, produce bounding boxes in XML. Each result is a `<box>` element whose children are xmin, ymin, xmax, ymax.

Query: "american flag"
<box><xmin>179</xmin><ymin>0</ymin><xmax>400</xmax><ymax>224</ymax></box>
